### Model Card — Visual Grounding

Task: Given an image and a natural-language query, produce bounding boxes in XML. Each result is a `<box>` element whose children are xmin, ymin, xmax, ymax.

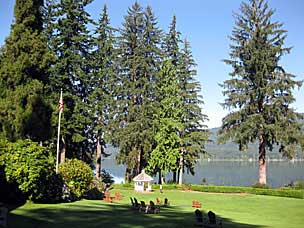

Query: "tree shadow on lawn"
<box><xmin>7</xmin><ymin>201</ymin><xmax>265</xmax><ymax>228</ymax></box>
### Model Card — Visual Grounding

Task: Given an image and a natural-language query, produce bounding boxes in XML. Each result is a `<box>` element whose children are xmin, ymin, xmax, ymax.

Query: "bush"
<box><xmin>251</xmin><ymin>182</ymin><xmax>270</xmax><ymax>189</ymax></box>
<box><xmin>294</xmin><ymin>181</ymin><xmax>304</xmax><ymax>190</ymax></box>
<box><xmin>0</xmin><ymin>139</ymin><xmax>59</xmax><ymax>202</ymax></box>
<box><xmin>33</xmin><ymin>173</ymin><xmax>65</xmax><ymax>203</ymax></box>
<box><xmin>59</xmin><ymin>159</ymin><xmax>93</xmax><ymax>199</ymax></box>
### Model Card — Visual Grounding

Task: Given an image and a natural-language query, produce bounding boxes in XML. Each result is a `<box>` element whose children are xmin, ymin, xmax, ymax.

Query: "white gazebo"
<box><xmin>133</xmin><ymin>170</ymin><xmax>153</xmax><ymax>192</ymax></box>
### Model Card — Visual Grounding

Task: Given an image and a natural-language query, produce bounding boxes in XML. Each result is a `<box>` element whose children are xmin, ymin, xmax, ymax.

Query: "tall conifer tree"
<box><xmin>90</xmin><ymin>5</ymin><xmax>117</xmax><ymax>179</ymax></box>
<box><xmin>178</xmin><ymin>39</ymin><xmax>209</xmax><ymax>184</ymax></box>
<box><xmin>161</xmin><ymin>16</ymin><xmax>209</xmax><ymax>184</ymax></box>
<box><xmin>0</xmin><ymin>0</ymin><xmax>52</xmax><ymax>142</ymax></box>
<box><xmin>219</xmin><ymin>0</ymin><xmax>303</xmax><ymax>184</ymax></box>
<box><xmin>147</xmin><ymin>60</ymin><xmax>183</xmax><ymax>184</ymax></box>
<box><xmin>115</xmin><ymin>3</ymin><xmax>162</xmax><ymax>181</ymax></box>
<box><xmin>47</xmin><ymin>0</ymin><xmax>94</xmax><ymax>162</ymax></box>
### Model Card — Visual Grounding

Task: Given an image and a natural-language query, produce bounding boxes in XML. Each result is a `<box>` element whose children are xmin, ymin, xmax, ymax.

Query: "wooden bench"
<box><xmin>103</xmin><ymin>192</ymin><xmax>112</xmax><ymax>202</ymax></box>
<box><xmin>114</xmin><ymin>192</ymin><xmax>123</xmax><ymax>200</ymax></box>
<box><xmin>192</xmin><ymin>200</ymin><xmax>202</xmax><ymax>208</ymax></box>
<box><xmin>0</xmin><ymin>206</ymin><xmax>8</xmax><ymax>227</ymax></box>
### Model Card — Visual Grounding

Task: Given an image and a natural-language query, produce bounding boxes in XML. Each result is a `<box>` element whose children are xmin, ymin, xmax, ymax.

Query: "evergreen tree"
<box><xmin>178</xmin><ymin>39</ymin><xmax>209</xmax><ymax>184</ymax></box>
<box><xmin>161</xmin><ymin>16</ymin><xmax>209</xmax><ymax>184</ymax></box>
<box><xmin>47</xmin><ymin>0</ymin><xmax>94</xmax><ymax>162</ymax></box>
<box><xmin>0</xmin><ymin>0</ymin><xmax>52</xmax><ymax>142</ymax></box>
<box><xmin>90</xmin><ymin>5</ymin><xmax>117</xmax><ymax>179</ymax></box>
<box><xmin>160</xmin><ymin>15</ymin><xmax>182</xmax><ymax>183</ymax></box>
<box><xmin>146</xmin><ymin>60</ymin><xmax>183</xmax><ymax>184</ymax></box>
<box><xmin>115</xmin><ymin>3</ymin><xmax>162</xmax><ymax>182</ymax></box>
<box><xmin>219</xmin><ymin>0</ymin><xmax>303</xmax><ymax>184</ymax></box>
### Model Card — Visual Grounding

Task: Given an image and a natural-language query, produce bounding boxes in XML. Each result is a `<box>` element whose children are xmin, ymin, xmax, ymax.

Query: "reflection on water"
<box><xmin>102</xmin><ymin>158</ymin><xmax>304</xmax><ymax>188</ymax></box>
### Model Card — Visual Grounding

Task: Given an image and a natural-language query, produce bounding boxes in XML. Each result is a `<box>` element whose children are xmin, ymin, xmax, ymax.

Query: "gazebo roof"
<box><xmin>133</xmin><ymin>170</ymin><xmax>153</xmax><ymax>182</ymax></box>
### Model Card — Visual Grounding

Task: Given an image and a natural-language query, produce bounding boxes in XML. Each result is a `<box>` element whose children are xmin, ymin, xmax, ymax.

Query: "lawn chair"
<box><xmin>194</xmin><ymin>209</ymin><xmax>203</xmax><ymax>226</ymax></box>
<box><xmin>164</xmin><ymin>198</ymin><xmax>170</xmax><ymax>206</ymax></box>
<box><xmin>156</xmin><ymin>198</ymin><xmax>162</xmax><ymax>205</ymax></box>
<box><xmin>103</xmin><ymin>192</ymin><xmax>112</xmax><ymax>202</ymax></box>
<box><xmin>139</xmin><ymin>201</ymin><xmax>147</xmax><ymax>212</ymax></box>
<box><xmin>146</xmin><ymin>200</ymin><xmax>160</xmax><ymax>214</ymax></box>
<box><xmin>192</xmin><ymin>200</ymin><xmax>202</xmax><ymax>208</ymax></box>
<box><xmin>203</xmin><ymin>211</ymin><xmax>222</xmax><ymax>228</ymax></box>
<box><xmin>114</xmin><ymin>192</ymin><xmax>123</xmax><ymax>200</ymax></box>
<box><xmin>133</xmin><ymin>198</ymin><xmax>140</xmax><ymax>209</ymax></box>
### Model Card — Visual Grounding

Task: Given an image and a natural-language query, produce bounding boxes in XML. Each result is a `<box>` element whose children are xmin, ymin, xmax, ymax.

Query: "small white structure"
<box><xmin>133</xmin><ymin>170</ymin><xmax>153</xmax><ymax>192</ymax></box>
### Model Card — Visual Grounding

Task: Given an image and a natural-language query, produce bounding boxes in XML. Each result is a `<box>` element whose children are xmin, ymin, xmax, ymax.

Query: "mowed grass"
<box><xmin>7</xmin><ymin>189</ymin><xmax>304</xmax><ymax>228</ymax></box>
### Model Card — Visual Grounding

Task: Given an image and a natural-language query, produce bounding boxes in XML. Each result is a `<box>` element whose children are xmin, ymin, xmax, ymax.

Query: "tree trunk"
<box><xmin>60</xmin><ymin>136</ymin><xmax>66</xmax><ymax>164</ymax></box>
<box><xmin>125</xmin><ymin>168</ymin><xmax>131</xmax><ymax>183</ymax></box>
<box><xmin>172</xmin><ymin>171</ymin><xmax>176</xmax><ymax>183</ymax></box>
<box><xmin>178</xmin><ymin>152</ymin><xmax>184</xmax><ymax>185</ymax></box>
<box><xmin>258</xmin><ymin>130</ymin><xmax>266</xmax><ymax>184</ymax></box>
<box><xmin>158</xmin><ymin>170</ymin><xmax>162</xmax><ymax>184</ymax></box>
<box><xmin>136</xmin><ymin>147</ymin><xmax>141</xmax><ymax>176</ymax></box>
<box><xmin>95</xmin><ymin>137</ymin><xmax>102</xmax><ymax>179</ymax></box>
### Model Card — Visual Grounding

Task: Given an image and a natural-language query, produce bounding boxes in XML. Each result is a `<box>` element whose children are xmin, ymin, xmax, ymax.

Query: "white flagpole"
<box><xmin>56</xmin><ymin>89</ymin><xmax>63</xmax><ymax>174</ymax></box>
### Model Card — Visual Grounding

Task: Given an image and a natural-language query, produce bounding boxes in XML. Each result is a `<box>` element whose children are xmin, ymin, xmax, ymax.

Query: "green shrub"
<box><xmin>251</xmin><ymin>182</ymin><xmax>270</xmax><ymax>189</ymax></box>
<box><xmin>190</xmin><ymin>184</ymin><xmax>304</xmax><ymax>199</ymax></box>
<box><xmin>59</xmin><ymin>159</ymin><xmax>93</xmax><ymax>198</ymax></box>
<box><xmin>294</xmin><ymin>181</ymin><xmax>304</xmax><ymax>190</ymax></box>
<box><xmin>34</xmin><ymin>173</ymin><xmax>64</xmax><ymax>203</ymax></box>
<box><xmin>0</xmin><ymin>139</ymin><xmax>59</xmax><ymax>202</ymax></box>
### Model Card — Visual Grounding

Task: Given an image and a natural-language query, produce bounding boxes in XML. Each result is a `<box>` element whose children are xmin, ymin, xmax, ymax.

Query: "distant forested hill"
<box><xmin>205</xmin><ymin>125</ymin><xmax>304</xmax><ymax>160</ymax></box>
<box><xmin>104</xmin><ymin>119</ymin><xmax>304</xmax><ymax>161</ymax></box>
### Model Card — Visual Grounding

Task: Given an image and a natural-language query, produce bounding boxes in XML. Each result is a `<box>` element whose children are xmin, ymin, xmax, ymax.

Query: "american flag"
<box><xmin>59</xmin><ymin>90</ymin><xmax>64</xmax><ymax>113</ymax></box>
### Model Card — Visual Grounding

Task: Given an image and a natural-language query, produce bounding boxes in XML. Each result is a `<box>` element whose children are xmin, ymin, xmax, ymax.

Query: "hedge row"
<box><xmin>190</xmin><ymin>185</ymin><xmax>304</xmax><ymax>199</ymax></box>
<box><xmin>113</xmin><ymin>183</ymin><xmax>304</xmax><ymax>199</ymax></box>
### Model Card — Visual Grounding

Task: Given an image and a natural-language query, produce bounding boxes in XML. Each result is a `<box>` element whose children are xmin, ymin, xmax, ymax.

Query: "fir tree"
<box><xmin>90</xmin><ymin>5</ymin><xmax>117</xmax><ymax>179</ymax></box>
<box><xmin>178</xmin><ymin>39</ymin><xmax>209</xmax><ymax>184</ymax></box>
<box><xmin>219</xmin><ymin>0</ymin><xmax>303</xmax><ymax>184</ymax></box>
<box><xmin>161</xmin><ymin>16</ymin><xmax>209</xmax><ymax>184</ymax></box>
<box><xmin>160</xmin><ymin>15</ymin><xmax>182</xmax><ymax>183</ymax></box>
<box><xmin>115</xmin><ymin>3</ymin><xmax>162</xmax><ymax>181</ymax></box>
<box><xmin>0</xmin><ymin>0</ymin><xmax>52</xmax><ymax>142</ymax></box>
<box><xmin>147</xmin><ymin>60</ymin><xmax>184</xmax><ymax>184</ymax></box>
<box><xmin>47</xmin><ymin>0</ymin><xmax>94</xmax><ymax>162</ymax></box>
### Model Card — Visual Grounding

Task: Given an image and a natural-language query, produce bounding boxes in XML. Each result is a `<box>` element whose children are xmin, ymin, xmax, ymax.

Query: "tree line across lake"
<box><xmin>0</xmin><ymin>0</ymin><xmax>303</xmax><ymax>198</ymax></box>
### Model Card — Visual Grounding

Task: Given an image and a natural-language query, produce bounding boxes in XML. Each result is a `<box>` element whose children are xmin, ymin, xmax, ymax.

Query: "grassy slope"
<box><xmin>7</xmin><ymin>189</ymin><xmax>304</xmax><ymax>228</ymax></box>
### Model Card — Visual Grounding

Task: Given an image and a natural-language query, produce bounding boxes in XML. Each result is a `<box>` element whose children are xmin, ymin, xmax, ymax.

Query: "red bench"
<box><xmin>104</xmin><ymin>192</ymin><xmax>112</xmax><ymax>202</ymax></box>
<box><xmin>114</xmin><ymin>192</ymin><xmax>123</xmax><ymax>200</ymax></box>
<box><xmin>192</xmin><ymin>200</ymin><xmax>202</xmax><ymax>208</ymax></box>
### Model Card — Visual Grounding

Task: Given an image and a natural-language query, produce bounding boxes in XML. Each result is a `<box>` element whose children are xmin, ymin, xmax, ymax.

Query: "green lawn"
<box><xmin>6</xmin><ymin>189</ymin><xmax>304</xmax><ymax>228</ymax></box>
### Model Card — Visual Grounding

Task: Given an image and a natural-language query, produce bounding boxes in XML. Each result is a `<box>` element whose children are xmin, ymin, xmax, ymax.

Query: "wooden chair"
<box><xmin>103</xmin><ymin>192</ymin><xmax>112</xmax><ymax>202</ymax></box>
<box><xmin>114</xmin><ymin>192</ymin><xmax>123</xmax><ymax>200</ymax></box>
<box><xmin>133</xmin><ymin>197</ymin><xmax>140</xmax><ymax>209</ymax></box>
<box><xmin>194</xmin><ymin>209</ymin><xmax>203</xmax><ymax>226</ymax></box>
<box><xmin>156</xmin><ymin>198</ymin><xmax>162</xmax><ymax>205</ymax></box>
<box><xmin>164</xmin><ymin>198</ymin><xmax>170</xmax><ymax>206</ymax></box>
<box><xmin>192</xmin><ymin>200</ymin><xmax>202</xmax><ymax>208</ymax></box>
<box><xmin>139</xmin><ymin>201</ymin><xmax>147</xmax><ymax>212</ymax></box>
<box><xmin>203</xmin><ymin>211</ymin><xmax>222</xmax><ymax>228</ymax></box>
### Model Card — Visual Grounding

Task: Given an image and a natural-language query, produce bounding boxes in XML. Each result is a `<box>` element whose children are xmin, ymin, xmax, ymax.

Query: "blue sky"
<box><xmin>0</xmin><ymin>0</ymin><xmax>303</xmax><ymax>128</ymax></box>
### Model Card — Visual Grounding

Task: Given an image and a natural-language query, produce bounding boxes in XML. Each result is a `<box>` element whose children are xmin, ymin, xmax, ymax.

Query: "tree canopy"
<box><xmin>219</xmin><ymin>0</ymin><xmax>303</xmax><ymax>184</ymax></box>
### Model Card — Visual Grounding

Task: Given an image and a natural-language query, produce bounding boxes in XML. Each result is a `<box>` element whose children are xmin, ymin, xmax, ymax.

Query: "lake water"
<box><xmin>101</xmin><ymin>158</ymin><xmax>304</xmax><ymax>188</ymax></box>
